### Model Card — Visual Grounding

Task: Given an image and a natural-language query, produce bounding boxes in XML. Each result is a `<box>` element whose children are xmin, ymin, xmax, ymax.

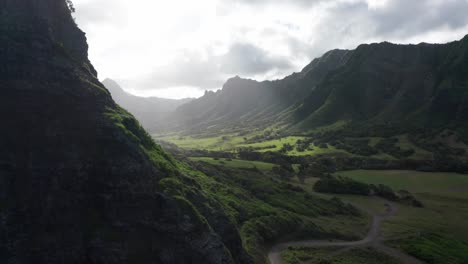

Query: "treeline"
<box><xmin>158</xmin><ymin>138</ymin><xmax>468</xmax><ymax>176</ymax></box>
<box><xmin>313</xmin><ymin>175</ymin><xmax>423</xmax><ymax>207</ymax></box>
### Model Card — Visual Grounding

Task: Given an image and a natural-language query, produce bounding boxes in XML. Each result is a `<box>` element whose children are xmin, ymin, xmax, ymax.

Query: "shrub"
<box><xmin>371</xmin><ymin>184</ymin><xmax>398</xmax><ymax>201</ymax></box>
<box><xmin>313</xmin><ymin>175</ymin><xmax>371</xmax><ymax>195</ymax></box>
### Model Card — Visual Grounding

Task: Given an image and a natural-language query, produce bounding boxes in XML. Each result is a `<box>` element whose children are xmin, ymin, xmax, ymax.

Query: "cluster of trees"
<box><xmin>313</xmin><ymin>175</ymin><xmax>371</xmax><ymax>195</ymax></box>
<box><xmin>332</xmin><ymin>138</ymin><xmax>379</xmax><ymax>156</ymax></box>
<box><xmin>279</xmin><ymin>143</ymin><xmax>294</xmax><ymax>154</ymax></box>
<box><xmin>272</xmin><ymin>163</ymin><xmax>295</xmax><ymax>181</ymax></box>
<box><xmin>414</xmin><ymin>137</ymin><xmax>465</xmax><ymax>158</ymax></box>
<box><xmin>295</xmin><ymin>139</ymin><xmax>329</xmax><ymax>152</ymax></box>
<box><xmin>313</xmin><ymin>175</ymin><xmax>423</xmax><ymax>207</ymax></box>
<box><xmin>243</xmin><ymin>130</ymin><xmax>282</xmax><ymax>144</ymax></box>
<box><xmin>375</xmin><ymin>138</ymin><xmax>415</xmax><ymax>158</ymax></box>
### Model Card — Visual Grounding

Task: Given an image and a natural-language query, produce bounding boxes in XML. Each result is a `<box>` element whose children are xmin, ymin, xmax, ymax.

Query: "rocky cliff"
<box><xmin>0</xmin><ymin>1</ymin><xmax>249</xmax><ymax>263</ymax></box>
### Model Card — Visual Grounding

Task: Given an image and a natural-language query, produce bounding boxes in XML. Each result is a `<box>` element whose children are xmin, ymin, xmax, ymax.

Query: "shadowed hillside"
<box><xmin>0</xmin><ymin>1</ymin><xmax>362</xmax><ymax>263</ymax></box>
<box><xmin>0</xmin><ymin>1</ymin><xmax>246</xmax><ymax>263</ymax></box>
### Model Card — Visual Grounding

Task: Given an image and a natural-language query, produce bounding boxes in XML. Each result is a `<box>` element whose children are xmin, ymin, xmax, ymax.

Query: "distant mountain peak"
<box><xmin>102</xmin><ymin>78</ymin><xmax>120</xmax><ymax>87</ymax></box>
<box><xmin>224</xmin><ymin>75</ymin><xmax>258</xmax><ymax>89</ymax></box>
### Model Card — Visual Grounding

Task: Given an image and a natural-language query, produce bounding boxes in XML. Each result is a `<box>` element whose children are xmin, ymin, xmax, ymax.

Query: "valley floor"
<box><xmin>280</xmin><ymin>170</ymin><xmax>468</xmax><ymax>264</ymax></box>
<box><xmin>155</xmin><ymin>132</ymin><xmax>468</xmax><ymax>264</ymax></box>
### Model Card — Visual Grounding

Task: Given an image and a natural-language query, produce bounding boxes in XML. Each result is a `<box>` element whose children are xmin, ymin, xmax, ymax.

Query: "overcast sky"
<box><xmin>73</xmin><ymin>0</ymin><xmax>468</xmax><ymax>99</ymax></box>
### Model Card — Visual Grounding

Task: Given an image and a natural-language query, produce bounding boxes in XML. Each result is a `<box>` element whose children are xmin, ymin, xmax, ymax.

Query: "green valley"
<box><xmin>4</xmin><ymin>1</ymin><xmax>468</xmax><ymax>263</ymax></box>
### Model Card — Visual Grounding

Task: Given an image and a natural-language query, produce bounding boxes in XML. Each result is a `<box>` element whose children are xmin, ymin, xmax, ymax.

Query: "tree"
<box><xmin>66</xmin><ymin>0</ymin><xmax>76</xmax><ymax>13</ymax></box>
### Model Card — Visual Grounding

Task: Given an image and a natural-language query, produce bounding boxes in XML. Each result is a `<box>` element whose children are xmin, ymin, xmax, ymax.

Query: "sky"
<box><xmin>73</xmin><ymin>0</ymin><xmax>468</xmax><ymax>99</ymax></box>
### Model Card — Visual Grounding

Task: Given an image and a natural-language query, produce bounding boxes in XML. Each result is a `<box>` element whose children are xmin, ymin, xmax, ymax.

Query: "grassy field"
<box><xmin>333</xmin><ymin>170</ymin><xmax>468</xmax><ymax>239</ymax></box>
<box><xmin>295</xmin><ymin>170</ymin><xmax>468</xmax><ymax>264</ymax></box>
<box><xmin>154</xmin><ymin>130</ymin><xmax>468</xmax><ymax>163</ymax></box>
<box><xmin>189</xmin><ymin>157</ymin><xmax>276</xmax><ymax>171</ymax></box>
<box><xmin>281</xmin><ymin>247</ymin><xmax>402</xmax><ymax>264</ymax></box>
<box><xmin>155</xmin><ymin>133</ymin><xmax>355</xmax><ymax>157</ymax></box>
<box><xmin>336</xmin><ymin>170</ymin><xmax>468</xmax><ymax>198</ymax></box>
<box><xmin>154</xmin><ymin>134</ymin><xmax>245</xmax><ymax>151</ymax></box>
<box><xmin>238</xmin><ymin>136</ymin><xmax>305</xmax><ymax>151</ymax></box>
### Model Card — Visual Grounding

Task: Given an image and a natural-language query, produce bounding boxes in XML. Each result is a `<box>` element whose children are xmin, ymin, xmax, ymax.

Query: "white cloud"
<box><xmin>73</xmin><ymin>0</ymin><xmax>468</xmax><ymax>99</ymax></box>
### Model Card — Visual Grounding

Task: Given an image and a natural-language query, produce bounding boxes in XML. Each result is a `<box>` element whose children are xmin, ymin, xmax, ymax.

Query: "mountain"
<box><xmin>102</xmin><ymin>79</ymin><xmax>192</xmax><ymax>132</ymax></box>
<box><xmin>0</xmin><ymin>1</ymin><xmax>246</xmax><ymax>263</ymax></box>
<box><xmin>294</xmin><ymin>39</ymin><xmax>468</xmax><ymax>136</ymax></box>
<box><xmin>1</xmin><ymin>2</ymin><xmax>364</xmax><ymax>264</ymax></box>
<box><xmin>164</xmin><ymin>37</ymin><xmax>468</xmax><ymax>140</ymax></box>
<box><xmin>166</xmin><ymin>49</ymin><xmax>351</xmax><ymax>134</ymax></box>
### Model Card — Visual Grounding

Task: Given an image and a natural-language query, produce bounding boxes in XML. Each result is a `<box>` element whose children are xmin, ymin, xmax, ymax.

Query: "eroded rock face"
<box><xmin>0</xmin><ymin>0</ymin><xmax>240</xmax><ymax>263</ymax></box>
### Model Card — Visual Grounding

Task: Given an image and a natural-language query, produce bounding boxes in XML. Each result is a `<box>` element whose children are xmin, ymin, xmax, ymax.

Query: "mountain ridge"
<box><xmin>149</xmin><ymin>35</ymin><xmax>468</xmax><ymax>141</ymax></box>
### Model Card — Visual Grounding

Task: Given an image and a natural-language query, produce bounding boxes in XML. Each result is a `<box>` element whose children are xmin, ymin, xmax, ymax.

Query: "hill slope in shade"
<box><xmin>0</xmin><ymin>2</ymin><xmax>363</xmax><ymax>264</ymax></box>
<box><xmin>294</xmin><ymin>38</ymin><xmax>468</xmax><ymax>136</ymax></box>
<box><xmin>0</xmin><ymin>1</ymin><xmax>245</xmax><ymax>263</ymax></box>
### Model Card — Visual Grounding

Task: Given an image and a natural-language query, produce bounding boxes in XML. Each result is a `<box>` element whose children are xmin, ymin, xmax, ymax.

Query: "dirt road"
<box><xmin>267</xmin><ymin>203</ymin><xmax>424</xmax><ymax>264</ymax></box>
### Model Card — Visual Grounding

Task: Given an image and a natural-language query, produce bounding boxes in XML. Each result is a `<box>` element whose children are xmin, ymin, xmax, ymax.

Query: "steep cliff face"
<box><xmin>0</xmin><ymin>1</ymin><xmax>247</xmax><ymax>263</ymax></box>
<box><xmin>294</xmin><ymin>38</ymin><xmax>468</xmax><ymax>135</ymax></box>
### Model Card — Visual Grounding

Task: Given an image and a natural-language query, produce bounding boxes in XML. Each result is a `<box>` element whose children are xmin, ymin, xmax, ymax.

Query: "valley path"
<box><xmin>267</xmin><ymin>202</ymin><xmax>424</xmax><ymax>264</ymax></box>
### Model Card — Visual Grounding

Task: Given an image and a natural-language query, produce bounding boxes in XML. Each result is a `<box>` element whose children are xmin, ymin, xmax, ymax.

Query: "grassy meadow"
<box><xmin>296</xmin><ymin>170</ymin><xmax>468</xmax><ymax>264</ymax></box>
<box><xmin>155</xmin><ymin>130</ymin><xmax>468</xmax><ymax>263</ymax></box>
<box><xmin>154</xmin><ymin>133</ymin><xmax>354</xmax><ymax>157</ymax></box>
<box><xmin>281</xmin><ymin>247</ymin><xmax>402</xmax><ymax>264</ymax></box>
<box><xmin>153</xmin><ymin>131</ymin><xmax>462</xmax><ymax>161</ymax></box>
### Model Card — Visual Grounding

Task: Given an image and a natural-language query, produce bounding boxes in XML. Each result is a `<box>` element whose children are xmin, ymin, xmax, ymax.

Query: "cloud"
<box><xmin>219</xmin><ymin>43</ymin><xmax>292</xmax><ymax>75</ymax></box>
<box><xmin>233</xmin><ymin>0</ymin><xmax>327</xmax><ymax>7</ymax></box>
<box><xmin>74</xmin><ymin>0</ymin><xmax>127</xmax><ymax>26</ymax></box>
<box><xmin>326</xmin><ymin>0</ymin><xmax>468</xmax><ymax>39</ymax></box>
<box><xmin>122</xmin><ymin>55</ymin><xmax>223</xmax><ymax>91</ymax></box>
<box><xmin>369</xmin><ymin>0</ymin><xmax>468</xmax><ymax>38</ymax></box>
<box><xmin>73</xmin><ymin>0</ymin><xmax>468</xmax><ymax>99</ymax></box>
<box><xmin>119</xmin><ymin>43</ymin><xmax>293</xmax><ymax>92</ymax></box>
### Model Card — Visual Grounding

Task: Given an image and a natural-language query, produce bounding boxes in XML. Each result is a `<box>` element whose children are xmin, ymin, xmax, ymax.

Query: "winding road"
<box><xmin>267</xmin><ymin>203</ymin><xmax>424</xmax><ymax>264</ymax></box>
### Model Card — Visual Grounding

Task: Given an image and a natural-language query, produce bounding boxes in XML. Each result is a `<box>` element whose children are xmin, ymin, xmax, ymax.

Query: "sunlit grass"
<box><xmin>237</xmin><ymin>136</ymin><xmax>305</xmax><ymax>151</ymax></box>
<box><xmin>154</xmin><ymin>134</ymin><xmax>245</xmax><ymax>151</ymax></box>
